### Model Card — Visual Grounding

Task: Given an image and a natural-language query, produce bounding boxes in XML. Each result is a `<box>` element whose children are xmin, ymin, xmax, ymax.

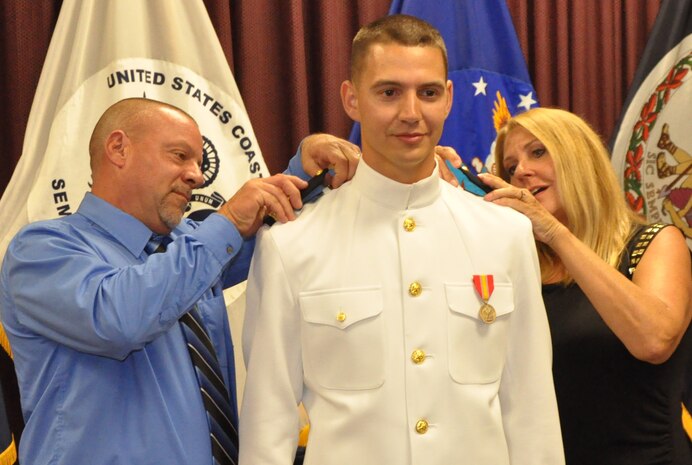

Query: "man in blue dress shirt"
<box><xmin>0</xmin><ymin>97</ymin><xmax>359</xmax><ymax>465</ymax></box>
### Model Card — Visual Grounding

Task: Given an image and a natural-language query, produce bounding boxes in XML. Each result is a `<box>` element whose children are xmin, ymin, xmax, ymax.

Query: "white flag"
<box><xmin>0</xmin><ymin>0</ymin><xmax>269</xmax><ymax>264</ymax></box>
<box><xmin>611</xmin><ymin>0</ymin><xmax>692</xmax><ymax>251</ymax></box>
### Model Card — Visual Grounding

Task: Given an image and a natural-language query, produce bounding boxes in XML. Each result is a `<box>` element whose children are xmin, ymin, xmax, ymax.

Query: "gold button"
<box><xmin>411</xmin><ymin>349</ymin><xmax>426</xmax><ymax>364</ymax></box>
<box><xmin>336</xmin><ymin>312</ymin><xmax>347</xmax><ymax>323</ymax></box>
<box><xmin>403</xmin><ymin>217</ymin><xmax>416</xmax><ymax>232</ymax></box>
<box><xmin>415</xmin><ymin>419</ymin><xmax>429</xmax><ymax>434</ymax></box>
<box><xmin>408</xmin><ymin>281</ymin><xmax>422</xmax><ymax>297</ymax></box>
<box><xmin>226</xmin><ymin>246</ymin><xmax>234</xmax><ymax>255</ymax></box>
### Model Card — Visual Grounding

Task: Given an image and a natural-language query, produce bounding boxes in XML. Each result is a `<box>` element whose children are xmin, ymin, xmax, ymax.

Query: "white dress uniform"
<box><xmin>240</xmin><ymin>159</ymin><xmax>564</xmax><ymax>465</ymax></box>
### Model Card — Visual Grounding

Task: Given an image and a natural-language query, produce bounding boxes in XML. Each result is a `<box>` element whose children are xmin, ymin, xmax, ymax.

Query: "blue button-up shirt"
<box><xmin>0</xmin><ymin>192</ymin><xmax>253</xmax><ymax>465</ymax></box>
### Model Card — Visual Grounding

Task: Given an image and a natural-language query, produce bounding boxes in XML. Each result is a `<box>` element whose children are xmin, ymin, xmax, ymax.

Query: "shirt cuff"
<box><xmin>288</xmin><ymin>139</ymin><xmax>328</xmax><ymax>203</ymax></box>
<box><xmin>192</xmin><ymin>213</ymin><xmax>245</xmax><ymax>264</ymax></box>
<box><xmin>286</xmin><ymin>142</ymin><xmax>311</xmax><ymax>181</ymax></box>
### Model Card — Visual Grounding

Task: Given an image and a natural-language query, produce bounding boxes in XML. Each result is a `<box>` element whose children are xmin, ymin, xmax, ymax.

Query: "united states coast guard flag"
<box><xmin>611</xmin><ymin>0</ymin><xmax>692</xmax><ymax>441</ymax></box>
<box><xmin>350</xmin><ymin>0</ymin><xmax>538</xmax><ymax>195</ymax></box>
<box><xmin>0</xmin><ymin>0</ymin><xmax>269</xmax><ymax>264</ymax></box>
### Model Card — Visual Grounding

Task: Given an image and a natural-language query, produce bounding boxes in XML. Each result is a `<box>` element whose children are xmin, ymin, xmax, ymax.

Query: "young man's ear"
<box><xmin>444</xmin><ymin>80</ymin><xmax>454</xmax><ymax>118</ymax></box>
<box><xmin>340</xmin><ymin>80</ymin><xmax>361</xmax><ymax>122</ymax></box>
<box><xmin>104</xmin><ymin>130</ymin><xmax>130</xmax><ymax>168</ymax></box>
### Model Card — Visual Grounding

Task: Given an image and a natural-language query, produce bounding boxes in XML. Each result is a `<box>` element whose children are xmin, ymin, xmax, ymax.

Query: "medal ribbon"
<box><xmin>472</xmin><ymin>275</ymin><xmax>494</xmax><ymax>303</ymax></box>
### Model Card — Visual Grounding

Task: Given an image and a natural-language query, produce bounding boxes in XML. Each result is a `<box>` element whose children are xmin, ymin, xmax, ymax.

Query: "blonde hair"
<box><xmin>494</xmin><ymin>107</ymin><xmax>643</xmax><ymax>284</ymax></box>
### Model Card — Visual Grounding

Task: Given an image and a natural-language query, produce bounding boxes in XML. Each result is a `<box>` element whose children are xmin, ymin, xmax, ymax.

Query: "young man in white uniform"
<box><xmin>239</xmin><ymin>14</ymin><xmax>564</xmax><ymax>465</ymax></box>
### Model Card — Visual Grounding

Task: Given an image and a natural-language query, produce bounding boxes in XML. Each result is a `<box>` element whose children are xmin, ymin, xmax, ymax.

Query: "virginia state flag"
<box><xmin>610</xmin><ymin>0</ymin><xmax>692</xmax><ymax>440</ymax></box>
<box><xmin>350</xmin><ymin>0</ymin><xmax>538</xmax><ymax>195</ymax></box>
<box><xmin>611</xmin><ymin>0</ymin><xmax>692</xmax><ymax>250</ymax></box>
<box><xmin>0</xmin><ymin>0</ymin><xmax>270</xmax><ymax>264</ymax></box>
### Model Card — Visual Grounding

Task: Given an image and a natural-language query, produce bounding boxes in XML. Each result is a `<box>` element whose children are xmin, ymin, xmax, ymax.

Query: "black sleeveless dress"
<box><xmin>542</xmin><ymin>238</ymin><xmax>692</xmax><ymax>464</ymax></box>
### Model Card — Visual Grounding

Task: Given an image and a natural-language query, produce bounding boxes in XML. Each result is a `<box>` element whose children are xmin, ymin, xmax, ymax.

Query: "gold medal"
<box><xmin>478</xmin><ymin>303</ymin><xmax>496</xmax><ymax>324</ymax></box>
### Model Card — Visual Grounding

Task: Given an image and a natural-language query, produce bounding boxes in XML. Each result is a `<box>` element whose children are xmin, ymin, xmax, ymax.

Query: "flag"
<box><xmin>0</xmin><ymin>409</ymin><xmax>16</xmax><ymax>465</ymax></box>
<box><xmin>610</xmin><ymin>0</ymin><xmax>692</xmax><ymax>440</ymax></box>
<box><xmin>0</xmin><ymin>0</ymin><xmax>270</xmax><ymax>265</ymax></box>
<box><xmin>0</xmin><ymin>0</ymin><xmax>270</xmax><ymax>454</ymax></box>
<box><xmin>349</xmin><ymin>0</ymin><xmax>538</xmax><ymax>195</ymax></box>
<box><xmin>611</xmin><ymin>0</ymin><xmax>692</xmax><ymax>249</ymax></box>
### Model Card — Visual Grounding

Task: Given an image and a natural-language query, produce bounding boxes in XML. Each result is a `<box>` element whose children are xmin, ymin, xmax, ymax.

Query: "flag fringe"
<box><xmin>0</xmin><ymin>436</ymin><xmax>16</xmax><ymax>465</ymax></box>
<box><xmin>0</xmin><ymin>324</ymin><xmax>11</xmax><ymax>360</ymax></box>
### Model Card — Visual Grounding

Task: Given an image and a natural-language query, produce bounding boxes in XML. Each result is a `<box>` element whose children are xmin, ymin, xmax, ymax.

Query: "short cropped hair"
<box><xmin>350</xmin><ymin>14</ymin><xmax>448</xmax><ymax>83</ymax></box>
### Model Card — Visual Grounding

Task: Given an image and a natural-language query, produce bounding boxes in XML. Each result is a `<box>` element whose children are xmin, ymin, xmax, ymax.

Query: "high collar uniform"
<box><xmin>240</xmin><ymin>160</ymin><xmax>564</xmax><ymax>465</ymax></box>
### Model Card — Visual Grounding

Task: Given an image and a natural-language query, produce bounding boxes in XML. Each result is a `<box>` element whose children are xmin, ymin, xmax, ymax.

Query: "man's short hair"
<box><xmin>350</xmin><ymin>14</ymin><xmax>448</xmax><ymax>83</ymax></box>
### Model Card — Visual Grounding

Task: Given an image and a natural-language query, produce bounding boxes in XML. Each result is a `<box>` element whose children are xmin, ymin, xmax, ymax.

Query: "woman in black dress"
<box><xmin>480</xmin><ymin>107</ymin><xmax>692</xmax><ymax>464</ymax></box>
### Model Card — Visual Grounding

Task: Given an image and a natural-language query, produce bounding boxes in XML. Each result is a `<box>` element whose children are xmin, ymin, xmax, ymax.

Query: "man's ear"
<box><xmin>104</xmin><ymin>130</ymin><xmax>130</xmax><ymax>168</ymax></box>
<box><xmin>340</xmin><ymin>80</ymin><xmax>360</xmax><ymax>122</ymax></box>
<box><xmin>444</xmin><ymin>80</ymin><xmax>454</xmax><ymax>118</ymax></box>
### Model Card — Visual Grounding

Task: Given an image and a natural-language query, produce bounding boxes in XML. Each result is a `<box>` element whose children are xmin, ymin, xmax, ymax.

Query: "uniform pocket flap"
<box><xmin>444</xmin><ymin>282</ymin><xmax>514</xmax><ymax>320</ymax></box>
<box><xmin>299</xmin><ymin>286</ymin><xmax>382</xmax><ymax>329</ymax></box>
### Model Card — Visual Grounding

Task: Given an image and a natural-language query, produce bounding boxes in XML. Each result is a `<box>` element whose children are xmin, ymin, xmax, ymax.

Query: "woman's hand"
<box><xmin>479</xmin><ymin>172</ymin><xmax>567</xmax><ymax>245</ymax></box>
<box><xmin>434</xmin><ymin>145</ymin><xmax>462</xmax><ymax>187</ymax></box>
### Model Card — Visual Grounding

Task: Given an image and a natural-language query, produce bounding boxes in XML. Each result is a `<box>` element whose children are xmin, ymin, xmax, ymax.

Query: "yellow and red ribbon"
<box><xmin>472</xmin><ymin>274</ymin><xmax>494</xmax><ymax>303</ymax></box>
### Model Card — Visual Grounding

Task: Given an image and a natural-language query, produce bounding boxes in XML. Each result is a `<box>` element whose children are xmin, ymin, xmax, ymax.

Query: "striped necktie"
<box><xmin>180</xmin><ymin>307</ymin><xmax>239</xmax><ymax>465</ymax></box>
<box><xmin>144</xmin><ymin>234</ymin><xmax>172</xmax><ymax>255</ymax></box>
<box><xmin>146</xmin><ymin>235</ymin><xmax>239</xmax><ymax>465</ymax></box>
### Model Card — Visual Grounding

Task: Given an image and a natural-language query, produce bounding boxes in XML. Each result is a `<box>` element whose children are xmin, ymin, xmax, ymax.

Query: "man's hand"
<box><xmin>218</xmin><ymin>174</ymin><xmax>308</xmax><ymax>238</ymax></box>
<box><xmin>300</xmin><ymin>133</ymin><xmax>360</xmax><ymax>188</ymax></box>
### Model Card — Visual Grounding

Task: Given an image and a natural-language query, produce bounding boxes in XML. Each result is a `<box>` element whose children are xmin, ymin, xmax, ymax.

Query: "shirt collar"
<box><xmin>76</xmin><ymin>192</ymin><xmax>162</xmax><ymax>257</ymax></box>
<box><xmin>351</xmin><ymin>157</ymin><xmax>441</xmax><ymax>210</ymax></box>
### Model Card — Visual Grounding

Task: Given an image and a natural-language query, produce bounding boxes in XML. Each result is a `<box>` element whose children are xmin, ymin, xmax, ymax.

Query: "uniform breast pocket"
<box><xmin>445</xmin><ymin>282</ymin><xmax>514</xmax><ymax>384</ymax></box>
<box><xmin>299</xmin><ymin>286</ymin><xmax>384</xmax><ymax>391</ymax></box>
